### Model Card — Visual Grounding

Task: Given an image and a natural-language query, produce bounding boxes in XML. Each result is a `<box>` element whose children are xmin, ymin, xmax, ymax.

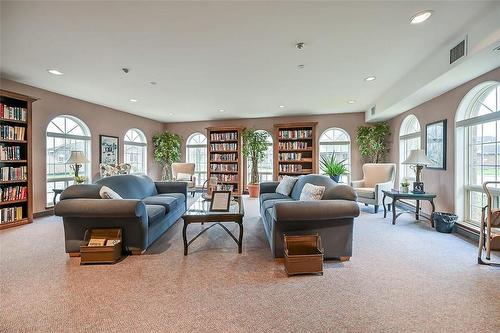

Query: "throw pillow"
<box><xmin>299</xmin><ymin>183</ymin><xmax>326</xmax><ymax>201</ymax></box>
<box><xmin>276</xmin><ymin>176</ymin><xmax>298</xmax><ymax>196</ymax></box>
<box><xmin>99</xmin><ymin>186</ymin><xmax>123</xmax><ymax>199</ymax></box>
<box><xmin>176</xmin><ymin>172</ymin><xmax>192</xmax><ymax>181</ymax></box>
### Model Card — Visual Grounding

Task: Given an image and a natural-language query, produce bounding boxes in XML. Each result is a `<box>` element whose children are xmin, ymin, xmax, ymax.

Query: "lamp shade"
<box><xmin>402</xmin><ymin>149</ymin><xmax>433</xmax><ymax>165</ymax></box>
<box><xmin>66</xmin><ymin>151</ymin><xmax>89</xmax><ymax>164</ymax></box>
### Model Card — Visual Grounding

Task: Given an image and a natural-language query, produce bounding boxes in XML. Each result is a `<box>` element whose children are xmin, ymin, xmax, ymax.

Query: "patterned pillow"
<box><xmin>276</xmin><ymin>176</ymin><xmax>298</xmax><ymax>196</ymax></box>
<box><xmin>299</xmin><ymin>183</ymin><xmax>326</xmax><ymax>201</ymax></box>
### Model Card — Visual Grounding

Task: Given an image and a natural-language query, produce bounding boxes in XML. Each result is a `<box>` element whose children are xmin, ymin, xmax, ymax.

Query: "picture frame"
<box><xmin>425</xmin><ymin>119</ymin><xmax>447</xmax><ymax>170</ymax></box>
<box><xmin>209</xmin><ymin>191</ymin><xmax>231</xmax><ymax>212</ymax></box>
<box><xmin>99</xmin><ymin>135</ymin><xmax>119</xmax><ymax>164</ymax></box>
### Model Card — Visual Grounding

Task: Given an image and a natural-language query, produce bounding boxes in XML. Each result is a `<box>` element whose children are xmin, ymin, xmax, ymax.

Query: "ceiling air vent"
<box><xmin>370</xmin><ymin>105</ymin><xmax>376</xmax><ymax>116</ymax></box>
<box><xmin>450</xmin><ymin>38</ymin><xmax>467</xmax><ymax>64</ymax></box>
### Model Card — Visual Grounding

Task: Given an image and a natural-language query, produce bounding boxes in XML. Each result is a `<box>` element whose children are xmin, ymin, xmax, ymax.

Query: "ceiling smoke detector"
<box><xmin>122</xmin><ymin>68</ymin><xmax>130</xmax><ymax>74</ymax></box>
<box><xmin>296</xmin><ymin>42</ymin><xmax>305</xmax><ymax>50</ymax></box>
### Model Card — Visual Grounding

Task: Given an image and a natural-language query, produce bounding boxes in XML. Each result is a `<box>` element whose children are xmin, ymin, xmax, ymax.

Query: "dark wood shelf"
<box><xmin>278</xmin><ymin>137</ymin><xmax>313</xmax><ymax>141</ymax></box>
<box><xmin>0</xmin><ymin>118</ymin><xmax>27</xmax><ymax>125</ymax></box>
<box><xmin>209</xmin><ymin>171</ymin><xmax>238</xmax><ymax>174</ymax></box>
<box><xmin>279</xmin><ymin>170</ymin><xmax>312</xmax><ymax>175</ymax></box>
<box><xmin>278</xmin><ymin>148</ymin><xmax>312</xmax><ymax>152</ymax></box>
<box><xmin>0</xmin><ymin>139</ymin><xmax>27</xmax><ymax>144</ymax></box>
<box><xmin>0</xmin><ymin>199</ymin><xmax>27</xmax><ymax>206</ymax></box>
<box><xmin>279</xmin><ymin>158</ymin><xmax>313</xmax><ymax>163</ymax></box>
<box><xmin>0</xmin><ymin>160</ymin><xmax>27</xmax><ymax>163</ymax></box>
<box><xmin>209</xmin><ymin>160</ymin><xmax>238</xmax><ymax>163</ymax></box>
<box><xmin>210</xmin><ymin>140</ymin><xmax>238</xmax><ymax>143</ymax></box>
<box><xmin>0</xmin><ymin>218</ymin><xmax>30</xmax><ymax>230</ymax></box>
<box><xmin>210</xmin><ymin>150</ymin><xmax>238</xmax><ymax>153</ymax></box>
<box><xmin>0</xmin><ymin>180</ymin><xmax>27</xmax><ymax>184</ymax></box>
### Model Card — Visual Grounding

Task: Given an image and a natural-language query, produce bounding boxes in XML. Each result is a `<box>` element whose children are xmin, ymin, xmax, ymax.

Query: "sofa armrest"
<box><xmin>260</xmin><ymin>181</ymin><xmax>279</xmax><ymax>194</ymax></box>
<box><xmin>273</xmin><ymin>200</ymin><xmax>360</xmax><ymax>222</ymax></box>
<box><xmin>55</xmin><ymin>199</ymin><xmax>146</xmax><ymax>218</ymax></box>
<box><xmin>350</xmin><ymin>180</ymin><xmax>365</xmax><ymax>188</ymax></box>
<box><xmin>323</xmin><ymin>184</ymin><xmax>357</xmax><ymax>201</ymax></box>
<box><xmin>155</xmin><ymin>181</ymin><xmax>188</xmax><ymax>196</ymax></box>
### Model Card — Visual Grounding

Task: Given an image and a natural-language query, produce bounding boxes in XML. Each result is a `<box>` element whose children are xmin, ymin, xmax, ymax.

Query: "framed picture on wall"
<box><xmin>99</xmin><ymin>135</ymin><xmax>119</xmax><ymax>164</ymax></box>
<box><xmin>425</xmin><ymin>119</ymin><xmax>447</xmax><ymax>170</ymax></box>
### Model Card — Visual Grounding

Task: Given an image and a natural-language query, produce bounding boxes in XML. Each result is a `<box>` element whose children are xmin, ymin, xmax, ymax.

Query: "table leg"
<box><xmin>416</xmin><ymin>200</ymin><xmax>420</xmax><ymax>220</ymax></box>
<box><xmin>182</xmin><ymin>221</ymin><xmax>188</xmax><ymax>256</ymax></box>
<box><xmin>383</xmin><ymin>193</ymin><xmax>387</xmax><ymax>218</ymax></box>
<box><xmin>392</xmin><ymin>198</ymin><xmax>397</xmax><ymax>225</ymax></box>
<box><xmin>430</xmin><ymin>199</ymin><xmax>436</xmax><ymax>228</ymax></box>
<box><xmin>238</xmin><ymin>220</ymin><xmax>243</xmax><ymax>254</ymax></box>
<box><xmin>53</xmin><ymin>193</ymin><xmax>57</xmax><ymax>206</ymax></box>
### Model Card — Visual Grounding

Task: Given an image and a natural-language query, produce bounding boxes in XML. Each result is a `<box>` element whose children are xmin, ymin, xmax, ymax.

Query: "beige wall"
<box><xmin>0</xmin><ymin>79</ymin><xmax>164</xmax><ymax>213</ymax></box>
<box><xmin>163</xmin><ymin>113</ymin><xmax>367</xmax><ymax>188</ymax></box>
<box><xmin>387</xmin><ymin>67</ymin><xmax>500</xmax><ymax>215</ymax></box>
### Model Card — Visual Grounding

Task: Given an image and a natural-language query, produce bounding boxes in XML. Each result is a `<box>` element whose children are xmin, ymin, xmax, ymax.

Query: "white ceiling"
<box><xmin>0</xmin><ymin>1</ymin><xmax>498</xmax><ymax>123</ymax></box>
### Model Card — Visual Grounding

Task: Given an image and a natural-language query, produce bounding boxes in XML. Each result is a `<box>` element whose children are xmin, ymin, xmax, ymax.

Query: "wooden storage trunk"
<box><xmin>284</xmin><ymin>234</ymin><xmax>323</xmax><ymax>275</ymax></box>
<box><xmin>80</xmin><ymin>228</ymin><xmax>122</xmax><ymax>265</ymax></box>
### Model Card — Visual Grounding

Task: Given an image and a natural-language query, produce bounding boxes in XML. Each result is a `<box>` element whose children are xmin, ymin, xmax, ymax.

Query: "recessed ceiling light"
<box><xmin>279</xmin><ymin>105</ymin><xmax>285</xmax><ymax>108</ymax></box>
<box><xmin>219</xmin><ymin>109</ymin><xmax>225</xmax><ymax>113</ymax></box>
<box><xmin>297</xmin><ymin>64</ymin><xmax>305</xmax><ymax>69</ymax></box>
<box><xmin>168</xmin><ymin>112</ymin><xmax>173</xmax><ymax>116</ymax></box>
<box><xmin>410</xmin><ymin>10</ymin><xmax>433</xmax><ymax>24</ymax></box>
<box><xmin>348</xmin><ymin>100</ymin><xmax>356</xmax><ymax>104</ymax></box>
<box><xmin>149</xmin><ymin>81</ymin><xmax>157</xmax><ymax>85</ymax></box>
<box><xmin>129</xmin><ymin>99</ymin><xmax>138</xmax><ymax>102</ymax></box>
<box><xmin>47</xmin><ymin>69</ymin><xmax>63</xmax><ymax>75</ymax></box>
<box><xmin>364</xmin><ymin>76</ymin><xmax>376</xmax><ymax>82</ymax></box>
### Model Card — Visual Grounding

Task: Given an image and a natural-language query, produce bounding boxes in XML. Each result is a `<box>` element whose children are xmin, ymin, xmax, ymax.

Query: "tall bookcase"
<box><xmin>207</xmin><ymin>127</ymin><xmax>243</xmax><ymax>195</ymax></box>
<box><xmin>0</xmin><ymin>90</ymin><xmax>34</xmax><ymax>230</ymax></box>
<box><xmin>274</xmin><ymin>122</ymin><xmax>317</xmax><ymax>180</ymax></box>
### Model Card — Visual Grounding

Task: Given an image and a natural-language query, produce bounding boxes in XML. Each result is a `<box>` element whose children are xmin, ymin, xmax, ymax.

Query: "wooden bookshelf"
<box><xmin>207</xmin><ymin>127</ymin><xmax>243</xmax><ymax>195</ymax></box>
<box><xmin>0</xmin><ymin>90</ymin><xmax>35</xmax><ymax>230</ymax></box>
<box><xmin>274</xmin><ymin>122</ymin><xmax>317</xmax><ymax>180</ymax></box>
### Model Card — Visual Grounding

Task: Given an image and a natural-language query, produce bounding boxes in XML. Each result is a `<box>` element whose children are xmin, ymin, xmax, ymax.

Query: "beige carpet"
<box><xmin>1</xmin><ymin>197</ymin><xmax>499</xmax><ymax>333</ymax></box>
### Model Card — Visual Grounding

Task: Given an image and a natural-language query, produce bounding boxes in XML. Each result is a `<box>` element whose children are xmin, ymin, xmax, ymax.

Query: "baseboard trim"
<box><xmin>34</xmin><ymin>209</ymin><xmax>54</xmax><ymax>218</ymax></box>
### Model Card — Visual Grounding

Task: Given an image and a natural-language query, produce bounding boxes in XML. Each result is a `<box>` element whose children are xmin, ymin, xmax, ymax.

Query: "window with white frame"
<box><xmin>456</xmin><ymin>82</ymin><xmax>500</xmax><ymax>224</ymax></box>
<box><xmin>124</xmin><ymin>129</ymin><xmax>147</xmax><ymax>174</ymax></box>
<box><xmin>186</xmin><ymin>133</ymin><xmax>207</xmax><ymax>186</ymax></box>
<box><xmin>246</xmin><ymin>130</ymin><xmax>273</xmax><ymax>184</ymax></box>
<box><xmin>46</xmin><ymin>115</ymin><xmax>91</xmax><ymax>206</ymax></box>
<box><xmin>319</xmin><ymin>128</ymin><xmax>351</xmax><ymax>183</ymax></box>
<box><xmin>399</xmin><ymin>115</ymin><xmax>421</xmax><ymax>182</ymax></box>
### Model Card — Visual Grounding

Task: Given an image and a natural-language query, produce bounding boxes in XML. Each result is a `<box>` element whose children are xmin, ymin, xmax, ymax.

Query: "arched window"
<box><xmin>124</xmin><ymin>128</ymin><xmax>147</xmax><ymax>174</ymax></box>
<box><xmin>186</xmin><ymin>133</ymin><xmax>207</xmax><ymax>186</ymax></box>
<box><xmin>456</xmin><ymin>82</ymin><xmax>500</xmax><ymax>224</ymax></box>
<box><xmin>319</xmin><ymin>128</ymin><xmax>351</xmax><ymax>183</ymax></box>
<box><xmin>46</xmin><ymin>115</ymin><xmax>91</xmax><ymax>206</ymax></box>
<box><xmin>399</xmin><ymin>115</ymin><xmax>421</xmax><ymax>182</ymax></box>
<box><xmin>246</xmin><ymin>130</ymin><xmax>273</xmax><ymax>184</ymax></box>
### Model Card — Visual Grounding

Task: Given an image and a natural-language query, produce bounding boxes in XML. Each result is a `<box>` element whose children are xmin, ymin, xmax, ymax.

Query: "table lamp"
<box><xmin>66</xmin><ymin>150</ymin><xmax>89</xmax><ymax>179</ymax></box>
<box><xmin>402</xmin><ymin>149</ymin><xmax>433</xmax><ymax>193</ymax></box>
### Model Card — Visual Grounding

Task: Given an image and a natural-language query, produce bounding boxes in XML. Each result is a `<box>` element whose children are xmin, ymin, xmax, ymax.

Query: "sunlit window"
<box><xmin>186</xmin><ymin>133</ymin><xmax>207</xmax><ymax>186</ymax></box>
<box><xmin>124</xmin><ymin>128</ymin><xmax>147</xmax><ymax>174</ymax></box>
<box><xmin>319</xmin><ymin>128</ymin><xmax>351</xmax><ymax>183</ymax></box>
<box><xmin>399</xmin><ymin>115</ymin><xmax>421</xmax><ymax>182</ymax></box>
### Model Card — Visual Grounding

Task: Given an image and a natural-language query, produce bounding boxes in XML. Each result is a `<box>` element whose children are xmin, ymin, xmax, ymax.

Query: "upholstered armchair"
<box><xmin>351</xmin><ymin>163</ymin><xmax>396</xmax><ymax>213</ymax></box>
<box><xmin>172</xmin><ymin>162</ymin><xmax>196</xmax><ymax>196</ymax></box>
<box><xmin>99</xmin><ymin>163</ymin><xmax>132</xmax><ymax>178</ymax></box>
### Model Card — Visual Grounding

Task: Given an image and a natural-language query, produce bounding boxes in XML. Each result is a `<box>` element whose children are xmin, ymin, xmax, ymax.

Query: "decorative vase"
<box><xmin>247</xmin><ymin>183</ymin><xmax>260</xmax><ymax>198</ymax></box>
<box><xmin>401</xmin><ymin>186</ymin><xmax>409</xmax><ymax>193</ymax></box>
<box><xmin>330</xmin><ymin>175</ymin><xmax>341</xmax><ymax>183</ymax></box>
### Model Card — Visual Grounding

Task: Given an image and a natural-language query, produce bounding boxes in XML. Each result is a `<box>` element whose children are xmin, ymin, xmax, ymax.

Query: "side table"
<box><xmin>382</xmin><ymin>190</ymin><xmax>436</xmax><ymax>226</ymax></box>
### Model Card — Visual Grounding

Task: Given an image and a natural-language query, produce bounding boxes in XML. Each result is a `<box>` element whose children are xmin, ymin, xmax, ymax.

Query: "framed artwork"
<box><xmin>99</xmin><ymin>135</ymin><xmax>119</xmax><ymax>164</ymax></box>
<box><xmin>425</xmin><ymin>119</ymin><xmax>447</xmax><ymax>170</ymax></box>
<box><xmin>210</xmin><ymin>191</ymin><xmax>231</xmax><ymax>212</ymax></box>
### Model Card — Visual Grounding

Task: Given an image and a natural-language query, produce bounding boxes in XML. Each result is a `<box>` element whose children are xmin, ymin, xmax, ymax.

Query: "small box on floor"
<box><xmin>80</xmin><ymin>228</ymin><xmax>122</xmax><ymax>265</ymax></box>
<box><xmin>284</xmin><ymin>234</ymin><xmax>323</xmax><ymax>276</ymax></box>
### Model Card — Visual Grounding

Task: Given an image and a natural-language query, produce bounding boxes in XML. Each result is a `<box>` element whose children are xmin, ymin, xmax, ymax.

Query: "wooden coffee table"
<box><xmin>182</xmin><ymin>196</ymin><xmax>245</xmax><ymax>255</ymax></box>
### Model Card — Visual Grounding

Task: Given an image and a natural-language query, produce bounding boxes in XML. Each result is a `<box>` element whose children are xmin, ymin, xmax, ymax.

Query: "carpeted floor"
<box><xmin>1</xmin><ymin>196</ymin><xmax>499</xmax><ymax>333</ymax></box>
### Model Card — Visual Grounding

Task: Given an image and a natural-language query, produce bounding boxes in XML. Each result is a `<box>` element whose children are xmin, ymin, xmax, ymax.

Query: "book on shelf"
<box><xmin>278</xmin><ymin>129</ymin><xmax>312</xmax><ymax>139</ymax></box>
<box><xmin>210</xmin><ymin>132</ymin><xmax>238</xmax><ymax>141</ymax></box>
<box><xmin>210</xmin><ymin>163</ymin><xmax>238</xmax><ymax>172</ymax></box>
<box><xmin>0</xmin><ymin>125</ymin><xmax>26</xmax><ymax>141</ymax></box>
<box><xmin>0</xmin><ymin>103</ymin><xmax>28</xmax><ymax>122</ymax></box>
<box><xmin>278</xmin><ymin>141</ymin><xmax>309</xmax><ymax>150</ymax></box>
<box><xmin>0</xmin><ymin>206</ymin><xmax>23</xmax><ymax>224</ymax></box>
<box><xmin>0</xmin><ymin>166</ymin><xmax>27</xmax><ymax>181</ymax></box>
<box><xmin>210</xmin><ymin>143</ymin><xmax>238</xmax><ymax>151</ymax></box>
<box><xmin>210</xmin><ymin>153</ymin><xmax>237</xmax><ymax>161</ymax></box>
<box><xmin>279</xmin><ymin>164</ymin><xmax>304</xmax><ymax>172</ymax></box>
<box><xmin>0</xmin><ymin>146</ymin><xmax>22</xmax><ymax>160</ymax></box>
<box><xmin>0</xmin><ymin>186</ymin><xmax>28</xmax><ymax>202</ymax></box>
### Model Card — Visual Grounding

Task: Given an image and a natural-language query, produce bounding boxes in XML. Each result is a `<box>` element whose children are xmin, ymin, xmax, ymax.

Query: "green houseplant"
<box><xmin>356</xmin><ymin>122</ymin><xmax>391</xmax><ymax>163</ymax></box>
<box><xmin>242</xmin><ymin>129</ymin><xmax>270</xmax><ymax>198</ymax></box>
<box><xmin>400</xmin><ymin>178</ymin><xmax>410</xmax><ymax>193</ymax></box>
<box><xmin>152</xmin><ymin>131</ymin><xmax>182</xmax><ymax>181</ymax></box>
<box><xmin>320</xmin><ymin>154</ymin><xmax>349</xmax><ymax>182</ymax></box>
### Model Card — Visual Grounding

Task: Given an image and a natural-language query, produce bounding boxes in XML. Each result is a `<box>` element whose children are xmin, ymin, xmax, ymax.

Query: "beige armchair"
<box><xmin>172</xmin><ymin>163</ymin><xmax>196</xmax><ymax>196</ymax></box>
<box><xmin>351</xmin><ymin>163</ymin><xmax>396</xmax><ymax>213</ymax></box>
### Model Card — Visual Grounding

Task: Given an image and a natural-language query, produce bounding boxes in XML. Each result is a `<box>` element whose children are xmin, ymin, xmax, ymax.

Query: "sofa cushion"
<box><xmin>99</xmin><ymin>186</ymin><xmax>123</xmax><ymax>199</ymax></box>
<box><xmin>290</xmin><ymin>174</ymin><xmax>336</xmax><ymax>200</ymax></box>
<box><xmin>276</xmin><ymin>176</ymin><xmax>298</xmax><ymax>196</ymax></box>
<box><xmin>146</xmin><ymin>204</ymin><xmax>166</xmax><ymax>226</ymax></box>
<box><xmin>260</xmin><ymin>192</ymin><xmax>291</xmax><ymax>206</ymax></box>
<box><xmin>160</xmin><ymin>193</ymin><xmax>186</xmax><ymax>202</ymax></box>
<box><xmin>262</xmin><ymin>198</ymin><xmax>294</xmax><ymax>212</ymax></box>
<box><xmin>299</xmin><ymin>183</ymin><xmax>326</xmax><ymax>201</ymax></box>
<box><xmin>354</xmin><ymin>187</ymin><xmax>375</xmax><ymax>199</ymax></box>
<box><xmin>143</xmin><ymin>195</ymin><xmax>180</xmax><ymax>213</ymax></box>
<box><xmin>96</xmin><ymin>174</ymin><xmax>158</xmax><ymax>199</ymax></box>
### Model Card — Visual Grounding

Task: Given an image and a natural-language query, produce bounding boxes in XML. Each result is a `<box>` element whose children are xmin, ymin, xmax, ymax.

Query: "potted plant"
<box><xmin>242</xmin><ymin>129</ymin><xmax>270</xmax><ymax>198</ymax></box>
<box><xmin>74</xmin><ymin>175</ymin><xmax>86</xmax><ymax>184</ymax></box>
<box><xmin>320</xmin><ymin>154</ymin><xmax>349</xmax><ymax>183</ymax></box>
<box><xmin>401</xmin><ymin>178</ymin><xmax>410</xmax><ymax>193</ymax></box>
<box><xmin>356</xmin><ymin>122</ymin><xmax>391</xmax><ymax>163</ymax></box>
<box><xmin>152</xmin><ymin>131</ymin><xmax>182</xmax><ymax>181</ymax></box>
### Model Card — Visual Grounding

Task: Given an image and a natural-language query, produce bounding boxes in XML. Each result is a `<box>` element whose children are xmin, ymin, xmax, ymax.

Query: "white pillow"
<box><xmin>276</xmin><ymin>176</ymin><xmax>298</xmax><ymax>196</ymax></box>
<box><xmin>299</xmin><ymin>183</ymin><xmax>326</xmax><ymax>201</ymax></box>
<box><xmin>176</xmin><ymin>172</ymin><xmax>192</xmax><ymax>181</ymax></box>
<box><xmin>99</xmin><ymin>186</ymin><xmax>123</xmax><ymax>199</ymax></box>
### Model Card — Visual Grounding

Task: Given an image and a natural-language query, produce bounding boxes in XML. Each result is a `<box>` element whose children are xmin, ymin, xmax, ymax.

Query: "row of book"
<box><xmin>0</xmin><ymin>125</ymin><xmax>26</xmax><ymax>141</ymax></box>
<box><xmin>210</xmin><ymin>153</ymin><xmax>237</xmax><ymax>161</ymax></box>
<box><xmin>0</xmin><ymin>206</ymin><xmax>23</xmax><ymax>224</ymax></box>
<box><xmin>210</xmin><ymin>164</ymin><xmax>238</xmax><ymax>172</ymax></box>
<box><xmin>279</xmin><ymin>130</ymin><xmax>312</xmax><ymax>139</ymax></box>
<box><xmin>278</xmin><ymin>141</ymin><xmax>309</xmax><ymax>150</ymax></box>
<box><xmin>0</xmin><ymin>146</ymin><xmax>23</xmax><ymax>160</ymax></box>
<box><xmin>215</xmin><ymin>174</ymin><xmax>238</xmax><ymax>182</ymax></box>
<box><xmin>216</xmin><ymin>184</ymin><xmax>235</xmax><ymax>192</ymax></box>
<box><xmin>210</xmin><ymin>143</ymin><xmax>238</xmax><ymax>151</ymax></box>
<box><xmin>279</xmin><ymin>152</ymin><xmax>304</xmax><ymax>161</ymax></box>
<box><xmin>0</xmin><ymin>166</ymin><xmax>27</xmax><ymax>181</ymax></box>
<box><xmin>210</xmin><ymin>132</ymin><xmax>238</xmax><ymax>141</ymax></box>
<box><xmin>0</xmin><ymin>103</ymin><xmax>28</xmax><ymax>122</ymax></box>
<box><xmin>279</xmin><ymin>164</ymin><xmax>304</xmax><ymax>172</ymax></box>
<box><xmin>0</xmin><ymin>186</ymin><xmax>27</xmax><ymax>202</ymax></box>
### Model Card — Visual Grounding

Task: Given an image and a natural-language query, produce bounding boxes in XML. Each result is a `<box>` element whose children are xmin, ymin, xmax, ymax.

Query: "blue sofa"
<box><xmin>55</xmin><ymin>174</ymin><xmax>187</xmax><ymax>255</ymax></box>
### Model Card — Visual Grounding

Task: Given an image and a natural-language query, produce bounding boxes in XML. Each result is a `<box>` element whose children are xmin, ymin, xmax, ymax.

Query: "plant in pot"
<box><xmin>242</xmin><ymin>129</ymin><xmax>270</xmax><ymax>198</ymax></box>
<box><xmin>320</xmin><ymin>154</ymin><xmax>349</xmax><ymax>183</ymax></box>
<box><xmin>356</xmin><ymin>122</ymin><xmax>391</xmax><ymax>163</ymax></box>
<box><xmin>152</xmin><ymin>131</ymin><xmax>182</xmax><ymax>181</ymax></box>
<box><xmin>400</xmin><ymin>178</ymin><xmax>410</xmax><ymax>193</ymax></box>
